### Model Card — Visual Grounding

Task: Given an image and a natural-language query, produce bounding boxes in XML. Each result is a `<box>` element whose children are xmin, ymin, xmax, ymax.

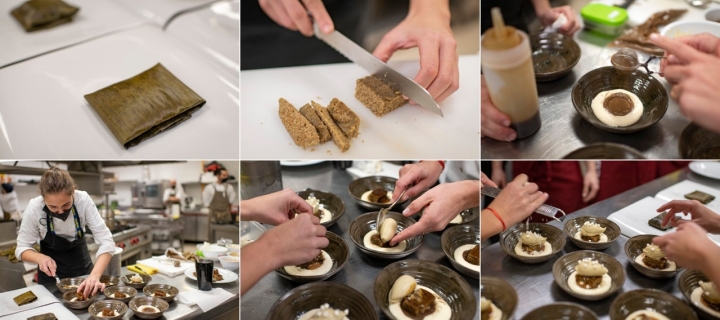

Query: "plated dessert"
<box><xmin>284</xmin><ymin>251</ymin><xmax>334</xmax><ymax>277</ymax></box>
<box><xmin>298</xmin><ymin>303</ymin><xmax>350</xmax><ymax>320</ymax></box>
<box><xmin>635</xmin><ymin>244</ymin><xmax>677</xmax><ymax>271</ymax></box>
<box><xmin>624</xmin><ymin>310</ymin><xmax>669</xmax><ymax>320</ymax></box>
<box><xmin>567</xmin><ymin>258</ymin><xmax>612</xmax><ymax>295</ymax></box>
<box><xmin>514</xmin><ymin>231</ymin><xmax>553</xmax><ymax>257</ymax></box>
<box><xmin>69</xmin><ymin>292</ymin><xmax>88</xmax><ymax>302</ymax></box>
<box><xmin>691</xmin><ymin>281</ymin><xmax>720</xmax><ymax>318</ymax></box>
<box><xmin>192</xmin><ymin>268</ymin><xmax>225</xmax><ymax>282</ymax></box>
<box><xmin>95</xmin><ymin>308</ymin><xmax>119</xmax><ymax>317</ymax></box>
<box><xmin>453</xmin><ymin>244</ymin><xmax>479</xmax><ymax>271</ymax></box>
<box><xmin>363</xmin><ymin>218</ymin><xmax>407</xmax><ymax>253</ymax></box>
<box><xmin>302</xmin><ymin>195</ymin><xmax>332</xmax><ymax>223</ymax></box>
<box><xmin>387</xmin><ymin>275</ymin><xmax>452</xmax><ymax>320</ymax></box>
<box><xmin>574</xmin><ymin>221</ymin><xmax>608</xmax><ymax>243</ymax></box>
<box><xmin>591</xmin><ymin>89</ymin><xmax>644</xmax><ymax>127</ymax></box>
<box><xmin>361</xmin><ymin>188</ymin><xmax>392</xmax><ymax>205</ymax></box>
<box><xmin>481</xmin><ymin>296</ymin><xmax>502</xmax><ymax>320</ymax></box>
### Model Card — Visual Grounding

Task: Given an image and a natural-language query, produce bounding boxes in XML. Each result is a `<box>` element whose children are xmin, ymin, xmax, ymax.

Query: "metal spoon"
<box><xmin>376</xmin><ymin>189</ymin><xmax>407</xmax><ymax>229</ymax></box>
<box><xmin>55</xmin><ymin>276</ymin><xmax>61</xmax><ymax>284</ymax></box>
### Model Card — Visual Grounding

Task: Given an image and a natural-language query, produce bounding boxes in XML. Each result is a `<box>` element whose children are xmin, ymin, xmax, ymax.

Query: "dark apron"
<box><xmin>37</xmin><ymin>205</ymin><xmax>93</xmax><ymax>285</ymax></box>
<box><xmin>513</xmin><ymin>161</ymin><xmax>585</xmax><ymax>223</ymax></box>
<box><xmin>481</xmin><ymin>0</ymin><xmax>529</xmax><ymax>35</ymax></box>
<box><xmin>209</xmin><ymin>184</ymin><xmax>231</xmax><ymax>224</ymax></box>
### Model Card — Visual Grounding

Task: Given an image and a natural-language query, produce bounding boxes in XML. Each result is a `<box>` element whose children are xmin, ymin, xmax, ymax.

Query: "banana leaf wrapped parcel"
<box><xmin>11</xmin><ymin>0</ymin><xmax>79</xmax><ymax>32</ymax></box>
<box><xmin>84</xmin><ymin>63</ymin><xmax>206</xmax><ymax>149</ymax></box>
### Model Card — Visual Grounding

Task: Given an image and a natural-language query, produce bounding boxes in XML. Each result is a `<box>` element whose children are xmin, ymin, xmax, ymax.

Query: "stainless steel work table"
<box><xmin>241</xmin><ymin>162</ymin><xmax>480</xmax><ymax>319</ymax></box>
<box><xmin>481</xmin><ymin>168</ymin><xmax>720</xmax><ymax>319</ymax></box>
<box><xmin>481</xmin><ymin>0</ymin><xmax>692</xmax><ymax>159</ymax></box>
<box><xmin>42</xmin><ymin>266</ymin><xmax>239</xmax><ymax>320</ymax></box>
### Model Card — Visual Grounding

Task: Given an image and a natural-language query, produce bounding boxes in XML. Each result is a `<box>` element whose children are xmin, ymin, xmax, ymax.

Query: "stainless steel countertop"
<box><xmin>43</xmin><ymin>266</ymin><xmax>239</xmax><ymax>320</ymax></box>
<box><xmin>241</xmin><ymin>162</ymin><xmax>480</xmax><ymax>319</ymax></box>
<box><xmin>481</xmin><ymin>168</ymin><xmax>720</xmax><ymax>319</ymax></box>
<box><xmin>481</xmin><ymin>14</ymin><xmax>690</xmax><ymax>159</ymax></box>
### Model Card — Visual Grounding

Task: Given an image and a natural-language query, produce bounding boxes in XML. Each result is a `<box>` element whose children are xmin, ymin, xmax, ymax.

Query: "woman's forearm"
<box><xmin>482</xmin><ymin>209</ymin><xmax>503</xmax><ymax>241</ymax></box>
<box><xmin>20</xmin><ymin>249</ymin><xmax>43</xmax><ymax>265</ymax></box>
<box><xmin>409</xmin><ymin>0</ymin><xmax>450</xmax><ymax>20</ymax></box>
<box><xmin>90</xmin><ymin>253</ymin><xmax>111</xmax><ymax>278</ymax></box>
<box><xmin>240</xmin><ymin>240</ymin><xmax>279</xmax><ymax>295</ymax></box>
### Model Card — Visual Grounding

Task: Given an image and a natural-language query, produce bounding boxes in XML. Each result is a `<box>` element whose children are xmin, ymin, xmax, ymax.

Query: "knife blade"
<box><xmin>313</xmin><ymin>23</ymin><xmax>443</xmax><ymax>117</ymax></box>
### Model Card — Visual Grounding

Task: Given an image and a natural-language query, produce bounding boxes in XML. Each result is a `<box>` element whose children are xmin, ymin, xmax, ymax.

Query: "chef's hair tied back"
<box><xmin>38</xmin><ymin>167</ymin><xmax>76</xmax><ymax>196</ymax></box>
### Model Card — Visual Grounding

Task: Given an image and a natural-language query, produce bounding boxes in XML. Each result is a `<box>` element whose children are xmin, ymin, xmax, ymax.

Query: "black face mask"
<box><xmin>170</xmin><ymin>186</ymin><xmax>176</xmax><ymax>189</ymax></box>
<box><xmin>221</xmin><ymin>178</ymin><xmax>229</xmax><ymax>183</ymax></box>
<box><xmin>43</xmin><ymin>205</ymin><xmax>72</xmax><ymax>222</ymax></box>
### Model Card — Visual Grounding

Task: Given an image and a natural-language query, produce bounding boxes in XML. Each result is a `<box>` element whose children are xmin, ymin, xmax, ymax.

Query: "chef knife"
<box><xmin>313</xmin><ymin>23</ymin><xmax>443</xmax><ymax>117</ymax></box>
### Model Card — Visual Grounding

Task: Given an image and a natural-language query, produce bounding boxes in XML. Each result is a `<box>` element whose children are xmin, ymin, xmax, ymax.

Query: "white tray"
<box><xmin>0</xmin><ymin>285</ymin><xmax>59</xmax><ymax>317</ymax></box>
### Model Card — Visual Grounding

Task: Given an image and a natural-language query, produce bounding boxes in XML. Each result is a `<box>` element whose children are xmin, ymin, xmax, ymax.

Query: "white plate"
<box><xmin>661</xmin><ymin>20</ymin><xmax>720</xmax><ymax>39</ymax></box>
<box><xmin>184</xmin><ymin>267</ymin><xmax>238</xmax><ymax>284</ymax></box>
<box><xmin>655</xmin><ymin>180</ymin><xmax>720</xmax><ymax>212</ymax></box>
<box><xmin>689</xmin><ymin>162</ymin><xmax>720</xmax><ymax>180</ymax></box>
<box><xmin>279</xmin><ymin>160</ymin><xmax>325</xmax><ymax>167</ymax></box>
<box><xmin>1</xmin><ymin>302</ymin><xmax>80</xmax><ymax>320</ymax></box>
<box><xmin>110</xmin><ymin>0</ymin><xmax>220</xmax><ymax>26</ymax></box>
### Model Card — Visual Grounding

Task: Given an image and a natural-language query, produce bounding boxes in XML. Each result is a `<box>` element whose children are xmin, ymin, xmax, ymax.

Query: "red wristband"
<box><xmin>420</xmin><ymin>160</ymin><xmax>445</xmax><ymax>170</ymax></box>
<box><xmin>486</xmin><ymin>207</ymin><xmax>506</xmax><ymax>231</ymax></box>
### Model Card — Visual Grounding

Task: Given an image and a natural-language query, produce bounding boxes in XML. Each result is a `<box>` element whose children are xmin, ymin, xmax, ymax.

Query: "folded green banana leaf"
<box><xmin>13</xmin><ymin>291</ymin><xmax>37</xmax><ymax>306</ymax></box>
<box><xmin>27</xmin><ymin>313</ymin><xmax>58</xmax><ymax>320</ymax></box>
<box><xmin>11</xmin><ymin>0</ymin><xmax>79</xmax><ymax>32</ymax></box>
<box><xmin>84</xmin><ymin>63</ymin><xmax>206</xmax><ymax>149</ymax></box>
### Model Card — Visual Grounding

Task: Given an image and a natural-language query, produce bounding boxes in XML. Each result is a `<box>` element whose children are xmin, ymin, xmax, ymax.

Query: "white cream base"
<box><xmin>574</xmin><ymin>231</ymin><xmax>608</xmax><ymax>243</ymax></box>
<box><xmin>363</xmin><ymin>230</ymin><xmax>407</xmax><ymax>253</ymax></box>
<box><xmin>297</xmin><ymin>308</ymin><xmax>349</xmax><ymax>320</ymax></box>
<box><xmin>283</xmin><ymin>251</ymin><xmax>333</xmax><ymax>276</ymax></box>
<box><xmin>567</xmin><ymin>272</ymin><xmax>612</xmax><ymax>295</ymax></box>
<box><xmin>634</xmin><ymin>254</ymin><xmax>677</xmax><ymax>271</ymax></box>
<box><xmin>484</xmin><ymin>301</ymin><xmax>503</xmax><ymax>320</ymax></box>
<box><xmin>295</xmin><ymin>207</ymin><xmax>332</xmax><ymax>224</ymax></box>
<box><xmin>691</xmin><ymin>287</ymin><xmax>720</xmax><ymax>318</ymax></box>
<box><xmin>96</xmin><ymin>310</ymin><xmax>118</xmax><ymax>317</ymax></box>
<box><xmin>450</xmin><ymin>214</ymin><xmax>463</xmax><ymax>224</ymax></box>
<box><xmin>591</xmin><ymin>89</ymin><xmax>644</xmax><ymax>127</ymax></box>
<box><xmin>388</xmin><ymin>285</ymin><xmax>452</xmax><ymax>320</ymax></box>
<box><xmin>138</xmin><ymin>306</ymin><xmax>160</xmax><ymax>313</ymax></box>
<box><xmin>514</xmin><ymin>241</ymin><xmax>553</xmax><ymax>257</ymax></box>
<box><xmin>361</xmin><ymin>190</ymin><xmax>392</xmax><ymax>204</ymax></box>
<box><xmin>453</xmin><ymin>244</ymin><xmax>479</xmax><ymax>271</ymax></box>
<box><xmin>625</xmin><ymin>309</ymin><xmax>670</xmax><ymax>320</ymax></box>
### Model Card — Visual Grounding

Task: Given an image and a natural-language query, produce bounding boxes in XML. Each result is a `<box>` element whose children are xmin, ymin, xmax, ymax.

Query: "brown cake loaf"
<box><xmin>327</xmin><ymin>98</ymin><xmax>360</xmax><ymax>138</ymax></box>
<box><xmin>312</xmin><ymin>101</ymin><xmax>350</xmax><ymax>152</ymax></box>
<box><xmin>278</xmin><ymin>98</ymin><xmax>320</xmax><ymax>147</ymax></box>
<box><xmin>355</xmin><ymin>75</ymin><xmax>407</xmax><ymax>117</ymax></box>
<box><xmin>299</xmin><ymin>103</ymin><xmax>331</xmax><ymax>143</ymax></box>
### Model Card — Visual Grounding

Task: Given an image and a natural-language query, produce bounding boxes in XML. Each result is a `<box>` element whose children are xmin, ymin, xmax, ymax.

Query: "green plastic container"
<box><xmin>581</xmin><ymin>3</ymin><xmax>628</xmax><ymax>36</ymax></box>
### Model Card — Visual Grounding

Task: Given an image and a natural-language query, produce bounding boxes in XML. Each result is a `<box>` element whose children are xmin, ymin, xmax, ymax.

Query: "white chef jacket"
<box><xmin>440</xmin><ymin>161</ymin><xmax>480</xmax><ymax>183</ymax></box>
<box><xmin>15</xmin><ymin>190</ymin><xmax>115</xmax><ymax>260</ymax></box>
<box><xmin>162</xmin><ymin>187</ymin><xmax>185</xmax><ymax>204</ymax></box>
<box><xmin>0</xmin><ymin>191</ymin><xmax>18</xmax><ymax>213</ymax></box>
<box><xmin>202</xmin><ymin>182</ymin><xmax>236</xmax><ymax>207</ymax></box>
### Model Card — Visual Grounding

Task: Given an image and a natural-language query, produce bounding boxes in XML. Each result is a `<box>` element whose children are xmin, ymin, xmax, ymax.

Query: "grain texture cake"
<box><xmin>355</xmin><ymin>75</ymin><xmax>407</xmax><ymax>117</ymax></box>
<box><xmin>279</xmin><ymin>98</ymin><xmax>320</xmax><ymax>147</ymax></box>
<box><xmin>327</xmin><ymin>98</ymin><xmax>360</xmax><ymax>138</ymax></box>
<box><xmin>299</xmin><ymin>103</ymin><xmax>331</xmax><ymax>143</ymax></box>
<box><xmin>312</xmin><ymin>101</ymin><xmax>350</xmax><ymax>152</ymax></box>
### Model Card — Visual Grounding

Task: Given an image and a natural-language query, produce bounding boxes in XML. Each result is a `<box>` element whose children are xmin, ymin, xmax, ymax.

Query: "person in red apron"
<box><xmin>15</xmin><ymin>168</ymin><xmax>115</xmax><ymax>298</ymax></box>
<box><xmin>594</xmin><ymin>161</ymin><xmax>690</xmax><ymax>202</ymax></box>
<box><xmin>203</xmin><ymin>168</ymin><xmax>236</xmax><ymax>224</ymax></box>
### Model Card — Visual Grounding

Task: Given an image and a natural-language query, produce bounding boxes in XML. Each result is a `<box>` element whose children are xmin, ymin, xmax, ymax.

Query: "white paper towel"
<box><xmin>177</xmin><ymin>288</ymin><xmax>234</xmax><ymax>312</ymax></box>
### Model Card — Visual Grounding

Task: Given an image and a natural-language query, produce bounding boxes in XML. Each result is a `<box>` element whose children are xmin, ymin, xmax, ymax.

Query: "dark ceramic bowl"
<box><xmin>265</xmin><ymin>282</ymin><xmax>378</xmax><ymax>320</ymax></box>
<box><xmin>531</xmin><ymin>31</ymin><xmax>582</xmax><ymax>82</ymax></box>
<box><xmin>142</xmin><ymin>284</ymin><xmax>178</xmax><ymax>303</ymax></box>
<box><xmin>275</xmin><ymin>231</ymin><xmax>348</xmax><ymax>283</ymax></box>
<box><xmin>499</xmin><ymin>223</ymin><xmax>565</xmax><ymax>264</ymax></box>
<box><xmin>62</xmin><ymin>290</ymin><xmax>98</xmax><ymax>309</ymax></box>
<box><xmin>481</xmin><ymin>277</ymin><xmax>518</xmax><ymax>320</ymax></box>
<box><xmin>99</xmin><ymin>275</ymin><xmax>119</xmax><ymax>287</ymax></box>
<box><xmin>57</xmin><ymin>277</ymin><xmax>85</xmax><ymax>294</ymax></box>
<box><xmin>374</xmin><ymin>260</ymin><xmax>476</xmax><ymax>320</ymax></box>
<box><xmin>680</xmin><ymin>123</ymin><xmax>720</xmax><ymax>159</ymax></box>
<box><xmin>564</xmin><ymin>216</ymin><xmax>621</xmax><ymax>250</ymax></box>
<box><xmin>553</xmin><ymin>250</ymin><xmax>625</xmax><ymax>301</ymax></box>
<box><xmin>563</xmin><ymin>143</ymin><xmax>646</xmax><ymax>159</ymax></box>
<box><xmin>348</xmin><ymin>176</ymin><xmax>406</xmax><ymax>210</ymax></box>
<box><xmin>128</xmin><ymin>297</ymin><xmax>169</xmax><ymax>320</ymax></box>
<box><xmin>571</xmin><ymin>66</ymin><xmax>669</xmax><ymax>133</ymax></box>
<box><xmin>624</xmin><ymin>234</ymin><xmax>683</xmax><ymax>279</ymax></box>
<box><xmin>609</xmin><ymin>288</ymin><xmax>698</xmax><ymax>320</ymax></box>
<box><xmin>348</xmin><ymin>212</ymin><xmax>424</xmax><ymax>259</ymax></box>
<box><xmin>441</xmin><ymin>224</ymin><xmax>480</xmax><ymax>279</ymax></box>
<box><xmin>420</xmin><ymin>207</ymin><xmax>480</xmax><ymax>228</ymax></box>
<box><xmin>121</xmin><ymin>273</ymin><xmax>151</xmax><ymax>289</ymax></box>
<box><xmin>103</xmin><ymin>286</ymin><xmax>137</xmax><ymax>303</ymax></box>
<box><xmin>678</xmin><ymin>269</ymin><xmax>720</xmax><ymax>320</ymax></box>
<box><xmin>520</xmin><ymin>302</ymin><xmax>599</xmax><ymax>320</ymax></box>
<box><xmin>88</xmin><ymin>300</ymin><xmax>128</xmax><ymax>320</ymax></box>
<box><xmin>296</xmin><ymin>188</ymin><xmax>345</xmax><ymax>228</ymax></box>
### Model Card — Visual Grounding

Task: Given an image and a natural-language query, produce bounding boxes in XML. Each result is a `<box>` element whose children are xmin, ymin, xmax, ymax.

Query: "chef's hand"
<box><xmin>37</xmin><ymin>254</ymin><xmax>57</xmax><ymax>277</ymax></box>
<box><xmin>657</xmin><ymin>200</ymin><xmax>720</xmax><ymax>234</ymax></box>
<box><xmin>487</xmin><ymin>174</ymin><xmax>548</xmax><ymax>227</ymax></box>
<box><xmin>241</xmin><ymin>189</ymin><xmax>313</xmax><ymax>226</ymax></box>
<box><xmin>480</xmin><ymin>172</ymin><xmax>497</xmax><ymax>189</ymax></box>
<box><xmin>536</xmin><ymin>5</ymin><xmax>581</xmax><ymax>36</ymax></box>
<box><xmin>582</xmin><ymin>166</ymin><xmax>599</xmax><ymax>203</ymax></box>
<box><xmin>392</xmin><ymin>161</ymin><xmax>444</xmax><ymax>202</ymax></box>
<box><xmin>481</xmin><ymin>76</ymin><xmax>516</xmax><ymax>141</ymax></box>
<box><xmin>657</xmin><ymin>33</ymin><xmax>720</xmax><ymax>73</ymax></box>
<box><xmin>650</xmin><ymin>34</ymin><xmax>720</xmax><ymax>133</ymax></box>
<box><xmin>373</xmin><ymin>4</ymin><xmax>458</xmax><ymax>102</ymax></box>
<box><xmin>258</xmin><ymin>0</ymin><xmax>334</xmax><ymax>36</ymax></box>
<box><xmin>490</xmin><ymin>161</ymin><xmax>506</xmax><ymax>188</ymax></box>
<box><xmin>262</xmin><ymin>213</ymin><xmax>328</xmax><ymax>267</ymax></box>
<box><xmin>390</xmin><ymin>180</ymin><xmax>479</xmax><ymax>246</ymax></box>
<box><xmin>653</xmin><ymin>222</ymin><xmax>720</xmax><ymax>271</ymax></box>
<box><xmin>78</xmin><ymin>275</ymin><xmax>105</xmax><ymax>298</ymax></box>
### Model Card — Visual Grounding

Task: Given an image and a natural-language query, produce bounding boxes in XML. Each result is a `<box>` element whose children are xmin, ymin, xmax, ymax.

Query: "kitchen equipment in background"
<box><xmin>131</xmin><ymin>180</ymin><xmax>170</xmax><ymax>209</ymax></box>
<box><xmin>104</xmin><ymin>247</ymin><xmax>124</xmax><ymax>277</ymax></box>
<box><xmin>581</xmin><ymin>3</ymin><xmax>629</xmax><ymax>37</ymax></box>
<box><xmin>184</xmin><ymin>196</ymin><xmax>194</xmax><ymax>209</ymax></box>
<box><xmin>240</xmin><ymin>161</ymin><xmax>282</xmax><ymax>200</ymax></box>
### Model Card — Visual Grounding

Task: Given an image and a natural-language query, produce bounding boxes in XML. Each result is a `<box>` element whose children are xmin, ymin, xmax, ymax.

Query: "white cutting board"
<box><xmin>607</xmin><ymin>196</ymin><xmax>720</xmax><ymax>244</ymax></box>
<box><xmin>110</xmin><ymin>0</ymin><xmax>221</xmax><ymax>27</ymax></box>
<box><xmin>0</xmin><ymin>302</ymin><xmax>80</xmax><ymax>320</ymax></box>
<box><xmin>0</xmin><ymin>0</ymin><xmax>145</xmax><ymax>69</ymax></box>
<box><xmin>0</xmin><ymin>25</ymin><xmax>239</xmax><ymax>159</ymax></box>
<box><xmin>655</xmin><ymin>180</ymin><xmax>720</xmax><ymax>212</ymax></box>
<box><xmin>624</xmin><ymin>0</ymin><xmax>719</xmax><ymax>27</ymax></box>
<box><xmin>240</xmin><ymin>55</ymin><xmax>480</xmax><ymax>159</ymax></box>
<box><xmin>138</xmin><ymin>256</ymin><xmax>194</xmax><ymax>277</ymax></box>
<box><xmin>0</xmin><ymin>285</ymin><xmax>59</xmax><ymax>317</ymax></box>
